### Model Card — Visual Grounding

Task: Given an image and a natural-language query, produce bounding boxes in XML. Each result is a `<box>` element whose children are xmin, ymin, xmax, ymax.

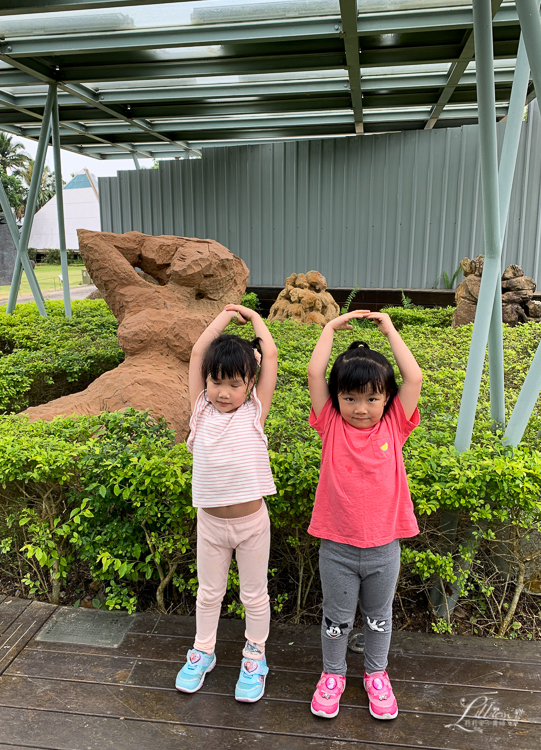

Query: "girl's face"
<box><xmin>337</xmin><ymin>387</ymin><xmax>388</xmax><ymax>429</ymax></box>
<box><xmin>206</xmin><ymin>372</ymin><xmax>254</xmax><ymax>413</ymax></box>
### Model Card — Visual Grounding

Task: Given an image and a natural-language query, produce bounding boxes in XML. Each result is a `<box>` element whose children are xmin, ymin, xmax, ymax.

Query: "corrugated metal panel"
<box><xmin>99</xmin><ymin>101</ymin><xmax>541</xmax><ymax>288</ymax></box>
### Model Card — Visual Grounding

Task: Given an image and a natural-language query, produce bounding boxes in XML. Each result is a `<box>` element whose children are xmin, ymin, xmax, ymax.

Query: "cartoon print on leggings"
<box><xmin>366</xmin><ymin>616</ymin><xmax>387</xmax><ymax>632</ymax></box>
<box><xmin>325</xmin><ymin>617</ymin><xmax>349</xmax><ymax>638</ymax></box>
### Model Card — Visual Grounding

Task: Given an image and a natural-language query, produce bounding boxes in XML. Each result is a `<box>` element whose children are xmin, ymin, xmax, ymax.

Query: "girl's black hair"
<box><xmin>202</xmin><ymin>334</ymin><xmax>262</xmax><ymax>384</ymax></box>
<box><xmin>328</xmin><ymin>341</ymin><xmax>398</xmax><ymax>416</ymax></box>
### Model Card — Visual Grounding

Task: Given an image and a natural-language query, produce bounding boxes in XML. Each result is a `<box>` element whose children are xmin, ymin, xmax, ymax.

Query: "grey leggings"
<box><xmin>319</xmin><ymin>538</ymin><xmax>401</xmax><ymax>676</ymax></box>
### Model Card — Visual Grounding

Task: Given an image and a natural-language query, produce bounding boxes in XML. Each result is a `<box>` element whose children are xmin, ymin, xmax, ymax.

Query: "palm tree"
<box><xmin>0</xmin><ymin>132</ymin><xmax>30</xmax><ymax>174</ymax></box>
<box><xmin>18</xmin><ymin>160</ymin><xmax>57</xmax><ymax>213</ymax></box>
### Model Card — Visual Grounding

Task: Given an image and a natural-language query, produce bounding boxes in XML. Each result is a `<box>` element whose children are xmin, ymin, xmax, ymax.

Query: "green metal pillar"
<box><xmin>432</xmin><ymin>0</ymin><xmax>508</xmax><ymax>617</ymax></box>
<box><xmin>503</xmin><ymin>344</ymin><xmax>541</xmax><ymax>446</ymax></box>
<box><xmin>504</xmin><ymin>0</ymin><xmax>541</xmax><ymax>443</ymax></box>
<box><xmin>51</xmin><ymin>84</ymin><xmax>72</xmax><ymax>318</ymax></box>
<box><xmin>454</xmin><ymin>0</ymin><xmax>503</xmax><ymax>452</ymax></box>
<box><xmin>487</xmin><ymin>35</ymin><xmax>531</xmax><ymax>428</ymax></box>
<box><xmin>0</xmin><ymin>169</ymin><xmax>47</xmax><ymax>317</ymax></box>
<box><xmin>6</xmin><ymin>85</ymin><xmax>56</xmax><ymax>316</ymax></box>
<box><xmin>132</xmin><ymin>154</ymin><xmax>141</xmax><ymax>170</ymax></box>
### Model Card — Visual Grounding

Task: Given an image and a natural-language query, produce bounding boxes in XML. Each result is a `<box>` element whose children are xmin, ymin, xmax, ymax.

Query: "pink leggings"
<box><xmin>194</xmin><ymin>502</ymin><xmax>271</xmax><ymax>658</ymax></box>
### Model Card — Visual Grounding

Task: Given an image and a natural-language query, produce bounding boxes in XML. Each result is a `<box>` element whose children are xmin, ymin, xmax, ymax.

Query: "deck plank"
<box><xmin>128</xmin><ymin>613</ymin><xmax>541</xmax><ymax>664</ymax></box>
<box><xmin>0</xmin><ymin>602</ymin><xmax>57</xmax><ymax>676</ymax></box>
<box><xmin>24</xmin><ymin>633</ymin><xmax>541</xmax><ymax>692</ymax></box>
<box><xmin>0</xmin><ymin>677</ymin><xmax>536</xmax><ymax>750</ymax></box>
<box><xmin>5</xmin><ymin>652</ymin><xmax>540</xmax><ymax>724</ymax></box>
<box><xmin>0</xmin><ymin>706</ymin><xmax>382</xmax><ymax>750</ymax></box>
<box><xmin>0</xmin><ymin>598</ymin><xmax>31</xmax><ymax>638</ymax></box>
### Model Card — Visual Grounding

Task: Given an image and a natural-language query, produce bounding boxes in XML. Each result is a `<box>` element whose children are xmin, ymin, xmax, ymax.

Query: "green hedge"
<box><xmin>0</xmin><ymin>300</ymin><xmax>123</xmax><ymax>413</ymax></box>
<box><xmin>0</xmin><ymin>302</ymin><xmax>540</xmax><ymax>635</ymax></box>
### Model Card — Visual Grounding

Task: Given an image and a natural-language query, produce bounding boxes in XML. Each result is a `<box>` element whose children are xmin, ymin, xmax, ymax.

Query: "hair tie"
<box><xmin>254</xmin><ymin>349</ymin><xmax>262</xmax><ymax>366</ymax></box>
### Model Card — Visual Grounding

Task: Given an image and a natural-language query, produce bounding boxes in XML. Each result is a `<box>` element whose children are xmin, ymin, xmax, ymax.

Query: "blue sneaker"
<box><xmin>235</xmin><ymin>657</ymin><xmax>269</xmax><ymax>703</ymax></box>
<box><xmin>175</xmin><ymin>648</ymin><xmax>216</xmax><ymax>693</ymax></box>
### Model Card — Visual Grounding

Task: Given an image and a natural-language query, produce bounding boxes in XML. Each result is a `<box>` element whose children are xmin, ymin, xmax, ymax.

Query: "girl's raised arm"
<box><xmin>308</xmin><ymin>311</ymin><xmax>370</xmax><ymax>418</ymax></box>
<box><xmin>189</xmin><ymin>308</ymin><xmax>238</xmax><ymax>410</ymax></box>
<box><xmin>225</xmin><ymin>304</ymin><xmax>277</xmax><ymax>426</ymax></box>
<box><xmin>361</xmin><ymin>311</ymin><xmax>422</xmax><ymax>420</ymax></box>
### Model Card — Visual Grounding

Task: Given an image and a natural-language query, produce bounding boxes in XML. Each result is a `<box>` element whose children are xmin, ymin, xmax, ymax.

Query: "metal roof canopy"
<box><xmin>0</xmin><ymin>0</ymin><xmax>533</xmax><ymax>159</ymax></box>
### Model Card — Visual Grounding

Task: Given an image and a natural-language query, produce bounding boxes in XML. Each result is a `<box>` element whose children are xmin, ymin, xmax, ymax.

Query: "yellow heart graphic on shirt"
<box><xmin>380</xmin><ymin>443</ymin><xmax>389</xmax><ymax>451</ymax></box>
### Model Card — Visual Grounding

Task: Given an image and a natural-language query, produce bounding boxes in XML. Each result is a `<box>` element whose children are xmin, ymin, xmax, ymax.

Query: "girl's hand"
<box><xmin>327</xmin><ymin>310</ymin><xmax>371</xmax><ymax>331</ymax></box>
<box><xmin>358</xmin><ymin>311</ymin><xmax>395</xmax><ymax>336</ymax></box>
<box><xmin>224</xmin><ymin>303</ymin><xmax>257</xmax><ymax>325</ymax></box>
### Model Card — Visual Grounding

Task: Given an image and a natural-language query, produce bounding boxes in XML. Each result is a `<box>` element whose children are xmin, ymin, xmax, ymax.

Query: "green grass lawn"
<box><xmin>0</xmin><ymin>264</ymin><xmax>87</xmax><ymax>297</ymax></box>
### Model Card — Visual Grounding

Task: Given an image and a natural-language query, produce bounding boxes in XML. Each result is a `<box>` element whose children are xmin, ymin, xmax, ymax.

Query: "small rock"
<box><xmin>502</xmin><ymin>304</ymin><xmax>528</xmax><ymax>326</ymax></box>
<box><xmin>501</xmin><ymin>263</ymin><xmax>524</xmax><ymax>280</ymax></box>
<box><xmin>452</xmin><ymin>300</ymin><xmax>477</xmax><ymax>328</ymax></box>
<box><xmin>501</xmin><ymin>275</ymin><xmax>536</xmax><ymax>293</ymax></box>
<box><xmin>455</xmin><ymin>275</ymin><xmax>481</xmax><ymax>306</ymax></box>
<box><xmin>501</xmin><ymin>289</ymin><xmax>534</xmax><ymax>305</ymax></box>
<box><xmin>527</xmin><ymin>300</ymin><xmax>541</xmax><ymax>318</ymax></box>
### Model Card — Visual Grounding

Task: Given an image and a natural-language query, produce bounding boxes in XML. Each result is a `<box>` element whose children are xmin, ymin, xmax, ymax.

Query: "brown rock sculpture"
<box><xmin>268</xmin><ymin>271</ymin><xmax>340</xmax><ymax>326</ymax></box>
<box><xmin>24</xmin><ymin>230</ymin><xmax>249</xmax><ymax>440</ymax></box>
<box><xmin>452</xmin><ymin>256</ymin><xmax>484</xmax><ymax>327</ymax></box>
<box><xmin>452</xmin><ymin>256</ymin><xmax>538</xmax><ymax>328</ymax></box>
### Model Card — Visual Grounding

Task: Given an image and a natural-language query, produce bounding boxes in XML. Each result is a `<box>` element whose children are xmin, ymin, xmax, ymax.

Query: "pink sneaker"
<box><xmin>311</xmin><ymin>672</ymin><xmax>346</xmax><ymax>718</ymax></box>
<box><xmin>363</xmin><ymin>670</ymin><xmax>398</xmax><ymax>720</ymax></box>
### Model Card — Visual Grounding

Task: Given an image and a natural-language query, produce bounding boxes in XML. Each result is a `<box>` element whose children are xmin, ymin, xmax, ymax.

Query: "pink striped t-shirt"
<box><xmin>187</xmin><ymin>387</ymin><xmax>277</xmax><ymax>508</ymax></box>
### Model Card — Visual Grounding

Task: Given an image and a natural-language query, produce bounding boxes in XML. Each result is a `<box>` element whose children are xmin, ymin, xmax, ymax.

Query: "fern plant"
<box><xmin>340</xmin><ymin>285</ymin><xmax>360</xmax><ymax>314</ymax></box>
<box><xmin>432</xmin><ymin>266</ymin><xmax>462</xmax><ymax>289</ymax></box>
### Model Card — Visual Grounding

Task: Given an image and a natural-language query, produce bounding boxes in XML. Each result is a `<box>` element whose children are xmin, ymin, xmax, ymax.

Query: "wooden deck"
<box><xmin>0</xmin><ymin>595</ymin><xmax>539</xmax><ymax>749</ymax></box>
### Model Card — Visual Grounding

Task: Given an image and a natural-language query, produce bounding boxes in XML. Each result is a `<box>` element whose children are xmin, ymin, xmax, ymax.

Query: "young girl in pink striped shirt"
<box><xmin>176</xmin><ymin>304</ymin><xmax>278</xmax><ymax>703</ymax></box>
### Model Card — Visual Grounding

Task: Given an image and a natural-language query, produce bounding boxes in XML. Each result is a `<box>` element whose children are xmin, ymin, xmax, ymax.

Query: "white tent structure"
<box><xmin>28</xmin><ymin>168</ymin><xmax>100</xmax><ymax>251</ymax></box>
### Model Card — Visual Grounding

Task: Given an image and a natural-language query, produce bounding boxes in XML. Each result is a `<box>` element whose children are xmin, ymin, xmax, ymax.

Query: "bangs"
<box><xmin>202</xmin><ymin>334</ymin><xmax>258</xmax><ymax>384</ymax></box>
<box><xmin>336</xmin><ymin>359</ymin><xmax>388</xmax><ymax>397</ymax></box>
<box><xmin>328</xmin><ymin>343</ymin><xmax>398</xmax><ymax>415</ymax></box>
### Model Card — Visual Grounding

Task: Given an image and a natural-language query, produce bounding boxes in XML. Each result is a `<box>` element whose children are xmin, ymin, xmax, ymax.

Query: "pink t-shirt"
<box><xmin>308</xmin><ymin>395</ymin><xmax>419</xmax><ymax>548</ymax></box>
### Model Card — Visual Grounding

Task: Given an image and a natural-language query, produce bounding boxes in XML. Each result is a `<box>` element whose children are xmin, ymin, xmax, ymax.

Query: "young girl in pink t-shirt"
<box><xmin>307</xmin><ymin>310</ymin><xmax>422</xmax><ymax>721</ymax></box>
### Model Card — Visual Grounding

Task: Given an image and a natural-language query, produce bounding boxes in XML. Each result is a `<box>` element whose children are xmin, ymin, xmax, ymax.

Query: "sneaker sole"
<box><xmin>235</xmin><ymin>688</ymin><xmax>265</xmax><ymax>704</ymax></box>
<box><xmin>368</xmin><ymin>703</ymin><xmax>398</xmax><ymax>720</ymax></box>
<box><xmin>176</xmin><ymin>655</ymin><xmax>216</xmax><ymax>694</ymax></box>
<box><xmin>311</xmin><ymin>703</ymin><xmax>339</xmax><ymax>719</ymax></box>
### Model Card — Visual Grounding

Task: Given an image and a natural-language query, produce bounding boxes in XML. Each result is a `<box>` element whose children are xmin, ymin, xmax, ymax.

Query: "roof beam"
<box><xmin>2</xmin><ymin>85</ymin><xmax>514</xmax><ymax>127</ymax></box>
<box><xmin>0</xmin><ymin>80</ymin><xmax>155</xmax><ymax>159</ymax></box>
<box><xmin>21</xmin><ymin>103</ymin><xmax>507</xmax><ymax>141</ymax></box>
<box><xmin>0</xmin><ymin>7</ymin><xmax>522</xmax><ymax>59</ymax></box>
<box><xmin>0</xmin><ymin>18</ymin><xmax>342</xmax><ymax>58</ymax></box>
<box><xmin>357</xmin><ymin>3</ymin><xmax>517</xmax><ymax>36</ymax></box>
<box><xmin>0</xmin><ymin>68</ymin><xmax>36</xmax><ymax>86</ymax></box>
<box><xmin>360</xmin><ymin>39</ymin><xmax>518</xmax><ymax>67</ymax></box>
<box><xmin>0</xmin><ymin>7</ymin><xmax>521</xmax><ymax>59</ymax></box>
<box><xmin>0</xmin><ymin>0</ymin><xmax>193</xmax><ymax>13</ymax></box>
<box><xmin>62</xmin><ymin>80</ymin><xmax>201</xmax><ymax>156</ymax></box>
<box><xmin>59</xmin><ymin>52</ymin><xmax>347</xmax><ymax>85</ymax></box>
<box><xmin>13</xmin><ymin>79</ymin><xmax>349</xmax><ymax>107</ymax></box>
<box><xmin>339</xmin><ymin>0</ymin><xmax>363</xmax><ymax>134</ymax></box>
<box><xmin>12</xmin><ymin>70</ymin><xmax>516</xmax><ymax>110</ymax></box>
<box><xmin>0</xmin><ymin>53</ymin><xmax>201</xmax><ymax>158</ymax></box>
<box><xmin>425</xmin><ymin>0</ymin><xmax>504</xmax><ymax>129</ymax></box>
